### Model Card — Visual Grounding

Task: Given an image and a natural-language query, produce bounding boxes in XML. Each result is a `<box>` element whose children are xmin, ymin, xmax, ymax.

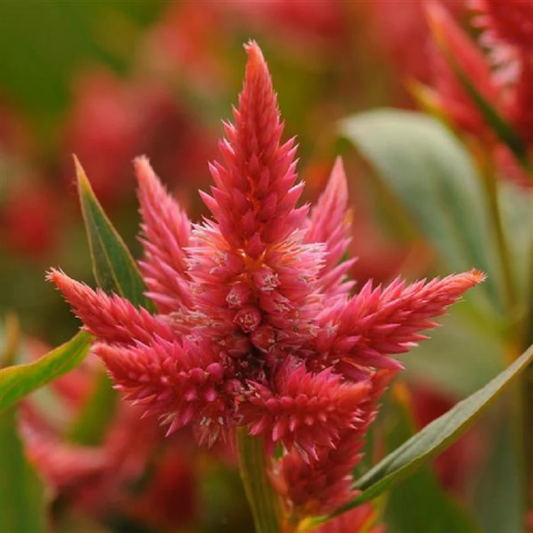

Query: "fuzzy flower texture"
<box><xmin>49</xmin><ymin>42</ymin><xmax>483</xmax><ymax>518</ymax></box>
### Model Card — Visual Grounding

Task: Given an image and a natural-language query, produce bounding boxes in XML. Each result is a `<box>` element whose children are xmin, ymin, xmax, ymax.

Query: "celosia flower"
<box><xmin>314</xmin><ymin>504</ymin><xmax>385</xmax><ymax>533</ymax></box>
<box><xmin>22</xmin><ymin>347</ymin><xmax>200</xmax><ymax>523</ymax></box>
<box><xmin>426</xmin><ymin>1</ymin><xmax>500</xmax><ymax>137</ymax></box>
<box><xmin>425</xmin><ymin>1</ymin><xmax>533</xmax><ymax>188</ymax></box>
<box><xmin>1</xmin><ymin>183</ymin><xmax>60</xmax><ymax>258</ymax></box>
<box><xmin>270</xmin><ymin>370</ymin><xmax>392</xmax><ymax>517</ymax></box>
<box><xmin>470</xmin><ymin>0</ymin><xmax>533</xmax><ymax>55</ymax></box>
<box><xmin>470</xmin><ymin>0</ymin><xmax>533</xmax><ymax>143</ymax></box>
<box><xmin>49</xmin><ymin>41</ymin><xmax>483</xmax><ymax>512</ymax></box>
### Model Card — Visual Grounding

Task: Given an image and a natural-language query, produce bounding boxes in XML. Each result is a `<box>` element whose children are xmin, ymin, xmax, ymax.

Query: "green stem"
<box><xmin>480</xmin><ymin>157</ymin><xmax>517</xmax><ymax>328</ymax></box>
<box><xmin>236</xmin><ymin>427</ymin><xmax>283</xmax><ymax>533</ymax></box>
<box><xmin>518</xmin><ymin>174</ymin><xmax>533</xmax><ymax>528</ymax></box>
<box><xmin>519</xmin><ymin>364</ymin><xmax>533</xmax><ymax>521</ymax></box>
<box><xmin>520</xmin><ymin>239</ymin><xmax>533</xmax><ymax>525</ymax></box>
<box><xmin>476</xmin><ymin>151</ymin><xmax>532</xmax><ymax>526</ymax></box>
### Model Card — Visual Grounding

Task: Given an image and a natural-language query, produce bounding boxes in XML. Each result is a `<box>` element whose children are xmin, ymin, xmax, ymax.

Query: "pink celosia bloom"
<box><xmin>314</xmin><ymin>504</ymin><xmax>385</xmax><ymax>533</ymax></box>
<box><xmin>22</xmin><ymin>347</ymin><xmax>201</xmax><ymax>523</ymax></box>
<box><xmin>270</xmin><ymin>370</ymin><xmax>392</xmax><ymax>516</ymax></box>
<box><xmin>506</xmin><ymin>55</ymin><xmax>533</xmax><ymax>145</ymax></box>
<box><xmin>425</xmin><ymin>2</ymin><xmax>533</xmax><ymax>190</ymax></box>
<box><xmin>425</xmin><ymin>1</ymin><xmax>500</xmax><ymax>137</ymax></box>
<box><xmin>50</xmin><ymin>42</ymin><xmax>483</xmax><ymax>512</ymax></box>
<box><xmin>22</xmin><ymin>396</ymin><xmax>160</xmax><ymax>514</ymax></box>
<box><xmin>470</xmin><ymin>0</ymin><xmax>533</xmax><ymax>54</ymax></box>
<box><xmin>469</xmin><ymin>0</ymin><xmax>533</xmax><ymax>147</ymax></box>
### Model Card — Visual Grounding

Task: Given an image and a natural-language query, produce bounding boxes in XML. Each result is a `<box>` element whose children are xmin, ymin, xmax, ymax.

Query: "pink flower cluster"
<box><xmin>49</xmin><ymin>42</ymin><xmax>483</xmax><ymax>516</ymax></box>
<box><xmin>427</xmin><ymin>0</ymin><xmax>533</xmax><ymax>186</ymax></box>
<box><xmin>21</xmin><ymin>344</ymin><xmax>201</xmax><ymax>527</ymax></box>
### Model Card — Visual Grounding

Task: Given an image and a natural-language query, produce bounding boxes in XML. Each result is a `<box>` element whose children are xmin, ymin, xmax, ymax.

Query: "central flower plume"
<box><xmin>49</xmin><ymin>41</ymin><xmax>483</xmax><ymax>515</ymax></box>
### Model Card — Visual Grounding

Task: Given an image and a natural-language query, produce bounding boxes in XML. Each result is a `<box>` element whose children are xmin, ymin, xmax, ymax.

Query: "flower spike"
<box><xmin>426</xmin><ymin>1</ymin><xmax>500</xmax><ymax>136</ymax></box>
<box><xmin>312</xmin><ymin>269</ymin><xmax>485</xmax><ymax>378</ymax></box>
<box><xmin>305</xmin><ymin>157</ymin><xmax>355</xmax><ymax>303</ymax></box>
<box><xmin>470</xmin><ymin>0</ymin><xmax>533</xmax><ymax>54</ymax></box>
<box><xmin>202</xmin><ymin>41</ymin><xmax>306</xmax><ymax>258</ymax></box>
<box><xmin>47</xmin><ymin>269</ymin><xmax>174</xmax><ymax>346</ymax></box>
<box><xmin>135</xmin><ymin>157</ymin><xmax>193</xmax><ymax>313</ymax></box>
<box><xmin>50</xmin><ymin>42</ymin><xmax>484</xmax><ymax>513</ymax></box>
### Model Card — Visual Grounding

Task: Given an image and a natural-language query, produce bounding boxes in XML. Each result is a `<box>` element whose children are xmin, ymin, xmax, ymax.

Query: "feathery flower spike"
<box><xmin>305</xmin><ymin>157</ymin><xmax>355</xmax><ymax>305</ymax></box>
<box><xmin>470</xmin><ymin>0</ymin><xmax>533</xmax><ymax>54</ymax></box>
<box><xmin>136</xmin><ymin>157</ymin><xmax>193</xmax><ymax>313</ymax></box>
<box><xmin>49</xmin><ymin>40</ymin><xmax>484</xmax><ymax>513</ymax></box>
<box><xmin>426</xmin><ymin>1</ymin><xmax>500</xmax><ymax>137</ymax></box>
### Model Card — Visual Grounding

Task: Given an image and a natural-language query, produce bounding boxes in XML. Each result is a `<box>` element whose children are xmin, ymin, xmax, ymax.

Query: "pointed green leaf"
<box><xmin>383</xmin><ymin>384</ymin><xmax>478</xmax><ymax>533</ymax></box>
<box><xmin>0</xmin><ymin>331</ymin><xmax>91</xmax><ymax>412</ymax></box>
<box><xmin>0</xmin><ymin>407</ymin><xmax>47</xmax><ymax>533</ymax></box>
<box><xmin>75</xmin><ymin>157</ymin><xmax>154</xmax><ymax>310</ymax></box>
<box><xmin>340</xmin><ymin>110</ymin><xmax>504</xmax><ymax>316</ymax></box>
<box><xmin>329</xmin><ymin>343</ymin><xmax>533</xmax><ymax>516</ymax></box>
<box><xmin>74</xmin><ymin>157</ymin><xmax>153</xmax><ymax>443</ymax></box>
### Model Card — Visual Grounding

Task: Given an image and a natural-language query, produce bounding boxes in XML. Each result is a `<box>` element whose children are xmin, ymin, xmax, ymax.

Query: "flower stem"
<box><xmin>519</xmin><ymin>362</ymin><xmax>533</xmax><ymax>522</ymax></box>
<box><xmin>236</xmin><ymin>427</ymin><xmax>283</xmax><ymax>533</ymax></box>
<box><xmin>478</xmin><ymin>149</ymin><xmax>532</xmax><ymax>525</ymax></box>
<box><xmin>479</xmin><ymin>156</ymin><xmax>517</xmax><ymax>330</ymax></box>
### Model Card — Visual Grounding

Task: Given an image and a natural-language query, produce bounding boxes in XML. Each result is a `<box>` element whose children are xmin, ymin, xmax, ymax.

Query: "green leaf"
<box><xmin>329</xmin><ymin>342</ymin><xmax>533</xmax><ymax>516</ymax></box>
<box><xmin>0</xmin><ymin>407</ymin><xmax>47</xmax><ymax>533</ymax></box>
<box><xmin>75</xmin><ymin>157</ymin><xmax>154</xmax><ymax>311</ymax></box>
<box><xmin>340</xmin><ymin>109</ymin><xmax>504</xmax><ymax>316</ymax></box>
<box><xmin>73</xmin><ymin>157</ymin><xmax>156</xmax><ymax>445</ymax></box>
<box><xmin>0</xmin><ymin>331</ymin><xmax>91</xmax><ymax>413</ymax></box>
<box><xmin>383</xmin><ymin>384</ymin><xmax>478</xmax><ymax>533</ymax></box>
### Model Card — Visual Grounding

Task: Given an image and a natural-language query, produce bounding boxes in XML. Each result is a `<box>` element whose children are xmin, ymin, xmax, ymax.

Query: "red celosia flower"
<box><xmin>425</xmin><ymin>2</ymin><xmax>533</xmax><ymax>188</ymax></box>
<box><xmin>470</xmin><ymin>0</ymin><xmax>533</xmax><ymax>54</ymax></box>
<box><xmin>22</xmin><ymin>380</ymin><xmax>161</xmax><ymax>513</ymax></box>
<box><xmin>271</xmin><ymin>370</ymin><xmax>392</xmax><ymax>517</ymax></box>
<box><xmin>314</xmin><ymin>504</ymin><xmax>386</xmax><ymax>533</ymax></box>
<box><xmin>506</xmin><ymin>55</ymin><xmax>533</xmax><ymax>144</ymax></box>
<box><xmin>426</xmin><ymin>1</ymin><xmax>500</xmax><ymax>137</ymax></box>
<box><xmin>470</xmin><ymin>0</ymin><xmax>533</xmax><ymax>143</ymax></box>
<box><xmin>49</xmin><ymin>41</ymin><xmax>483</xmax><ymax>512</ymax></box>
<box><xmin>22</xmin><ymin>346</ymin><xmax>201</xmax><ymax>523</ymax></box>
